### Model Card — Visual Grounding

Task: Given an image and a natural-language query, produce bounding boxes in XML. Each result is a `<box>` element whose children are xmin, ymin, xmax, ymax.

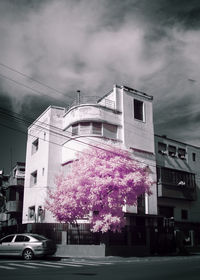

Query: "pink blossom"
<box><xmin>46</xmin><ymin>146</ymin><xmax>153</xmax><ymax>232</ymax></box>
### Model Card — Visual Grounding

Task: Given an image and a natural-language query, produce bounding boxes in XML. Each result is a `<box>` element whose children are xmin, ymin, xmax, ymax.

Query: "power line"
<box><xmin>0</xmin><ymin>61</ymin><xmax>73</xmax><ymax>100</ymax></box>
<box><xmin>0</xmin><ymin>109</ymin><xmax>157</xmax><ymax>169</ymax></box>
<box><xmin>0</xmin><ymin>107</ymin><xmax>156</xmax><ymax>168</ymax></box>
<box><xmin>0</xmin><ymin>106</ymin><xmax>155</xmax><ymax>160</ymax></box>
<box><xmin>0</xmin><ymin>73</ymin><xmax>68</xmax><ymax>105</ymax></box>
<box><xmin>0</xmin><ymin>122</ymin><xmax>90</xmax><ymax>156</ymax></box>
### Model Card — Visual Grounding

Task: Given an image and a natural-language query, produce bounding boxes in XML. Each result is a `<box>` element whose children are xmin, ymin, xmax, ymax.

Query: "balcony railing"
<box><xmin>0</xmin><ymin>212</ymin><xmax>7</xmax><ymax>222</ymax></box>
<box><xmin>66</xmin><ymin>96</ymin><xmax>115</xmax><ymax>112</ymax></box>
<box><xmin>8</xmin><ymin>178</ymin><xmax>24</xmax><ymax>186</ymax></box>
<box><xmin>6</xmin><ymin>201</ymin><xmax>23</xmax><ymax>213</ymax></box>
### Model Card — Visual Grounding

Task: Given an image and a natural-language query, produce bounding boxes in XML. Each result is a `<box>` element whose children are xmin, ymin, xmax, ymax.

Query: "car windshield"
<box><xmin>30</xmin><ymin>234</ymin><xmax>47</xmax><ymax>241</ymax></box>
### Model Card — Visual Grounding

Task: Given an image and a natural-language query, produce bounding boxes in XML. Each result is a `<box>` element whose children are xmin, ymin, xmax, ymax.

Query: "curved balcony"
<box><xmin>63</xmin><ymin>104</ymin><xmax>121</xmax><ymax>130</ymax></box>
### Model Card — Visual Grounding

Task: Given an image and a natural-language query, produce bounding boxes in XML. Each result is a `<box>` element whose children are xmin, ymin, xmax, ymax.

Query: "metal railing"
<box><xmin>66</xmin><ymin>96</ymin><xmax>115</xmax><ymax>112</ymax></box>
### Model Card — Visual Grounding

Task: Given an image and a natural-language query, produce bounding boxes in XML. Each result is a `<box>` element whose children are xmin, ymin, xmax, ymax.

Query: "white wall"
<box><xmin>122</xmin><ymin>87</ymin><xmax>155</xmax><ymax>154</ymax></box>
<box><xmin>22</xmin><ymin>106</ymin><xmax>65</xmax><ymax>224</ymax></box>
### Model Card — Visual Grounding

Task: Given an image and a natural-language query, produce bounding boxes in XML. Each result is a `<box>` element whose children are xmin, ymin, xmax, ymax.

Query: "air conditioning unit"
<box><xmin>178</xmin><ymin>181</ymin><xmax>186</xmax><ymax>187</ymax></box>
<box><xmin>180</xmin><ymin>155</ymin><xmax>186</xmax><ymax>159</ymax></box>
<box><xmin>161</xmin><ymin>150</ymin><xmax>167</xmax><ymax>155</ymax></box>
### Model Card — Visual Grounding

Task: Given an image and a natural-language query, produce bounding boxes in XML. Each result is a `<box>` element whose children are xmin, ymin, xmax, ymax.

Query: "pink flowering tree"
<box><xmin>46</xmin><ymin>146</ymin><xmax>153</xmax><ymax>233</ymax></box>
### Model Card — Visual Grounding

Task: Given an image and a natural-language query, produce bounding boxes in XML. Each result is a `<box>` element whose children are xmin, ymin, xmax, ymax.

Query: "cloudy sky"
<box><xmin>0</xmin><ymin>0</ymin><xmax>200</xmax><ymax>172</ymax></box>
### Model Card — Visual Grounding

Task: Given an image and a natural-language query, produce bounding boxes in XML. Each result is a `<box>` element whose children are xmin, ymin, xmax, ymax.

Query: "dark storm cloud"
<box><xmin>0</xmin><ymin>0</ymin><xmax>200</xmax><ymax>172</ymax></box>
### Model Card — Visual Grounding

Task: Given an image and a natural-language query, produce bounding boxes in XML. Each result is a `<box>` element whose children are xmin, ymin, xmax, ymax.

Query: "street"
<box><xmin>0</xmin><ymin>255</ymin><xmax>200</xmax><ymax>280</ymax></box>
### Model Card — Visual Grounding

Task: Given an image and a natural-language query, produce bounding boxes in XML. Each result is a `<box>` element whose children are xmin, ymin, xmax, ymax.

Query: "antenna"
<box><xmin>77</xmin><ymin>90</ymin><xmax>81</xmax><ymax>105</ymax></box>
<box><xmin>10</xmin><ymin>147</ymin><xmax>13</xmax><ymax>171</ymax></box>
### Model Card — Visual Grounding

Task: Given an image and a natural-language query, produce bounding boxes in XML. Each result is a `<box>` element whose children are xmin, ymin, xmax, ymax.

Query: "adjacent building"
<box><xmin>155</xmin><ymin>135</ymin><xmax>200</xmax><ymax>248</ymax></box>
<box><xmin>0</xmin><ymin>162</ymin><xmax>25</xmax><ymax>236</ymax></box>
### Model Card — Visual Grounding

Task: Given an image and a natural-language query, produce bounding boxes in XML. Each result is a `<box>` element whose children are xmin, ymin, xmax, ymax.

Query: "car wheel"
<box><xmin>23</xmin><ymin>248</ymin><xmax>34</xmax><ymax>260</ymax></box>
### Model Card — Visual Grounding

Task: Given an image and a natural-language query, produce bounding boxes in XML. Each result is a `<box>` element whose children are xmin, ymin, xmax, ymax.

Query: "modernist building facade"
<box><xmin>22</xmin><ymin>85</ymin><xmax>157</xmax><ymax>225</ymax></box>
<box><xmin>21</xmin><ymin>84</ymin><xmax>200</xmax><ymax>253</ymax></box>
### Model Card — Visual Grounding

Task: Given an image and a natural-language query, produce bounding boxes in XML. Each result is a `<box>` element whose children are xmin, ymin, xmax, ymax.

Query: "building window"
<box><xmin>192</xmin><ymin>153</ymin><xmax>196</xmax><ymax>161</ymax></box>
<box><xmin>158</xmin><ymin>167</ymin><xmax>196</xmax><ymax>189</ymax></box>
<box><xmin>134</xmin><ymin>99</ymin><xmax>144</xmax><ymax>121</ymax></box>
<box><xmin>72</xmin><ymin>124</ymin><xmax>78</xmax><ymax>136</ymax></box>
<box><xmin>137</xmin><ymin>194</ymin><xmax>145</xmax><ymax>214</ymax></box>
<box><xmin>168</xmin><ymin>145</ymin><xmax>176</xmax><ymax>157</ymax></box>
<box><xmin>28</xmin><ymin>206</ymin><xmax>35</xmax><ymax>220</ymax></box>
<box><xmin>71</xmin><ymin>122</ymin><xmax>118</xmax><ymax>140</ymax></box>
<box><xmin>178</xmin><ymin>148</ymin><xmax>186</xmax><ymax>159</ymax></box>
<box><xmin>30</xmin><ymin>171</ymin><xmax>37</xmax><ymax>186</ymax></box>
<box><xmin>92</xmin><ymin>122</ymin><xmax>102</xmax><ymax>135</ymax></box>
<box><xmin>32</xmin><ymin>138</ymin><xmax>39</xmax><ymax>154</ymax></box>
<box><xmin>103</xmin><ymin>123</ymin><xmax>117</xmax><ymax>139</ymax></box>
<box><xmin>158</xmin><ymin>142</ymin><xmax>167</xmax><ymax>155</ymax></box>
<box><xmin>181</xmin><ymin>209</ymin><xmax>188</xmax><ymax>220</ymax></box>
<box><xmin>79</xmin><ymin>122</ymin><xmax>91</xmax><ymax>135</ymax></box>
<box><xmin>19</xmin><ymin>168</ymin><xmax>25</xmax><ymax>172</ymax></box>
<box><xmin>8</xmin><ymin>188</ymin><xmax>16</xmax><ymax>201</ymax></box>
<box><xmin>159</xmin><ymin>206</ymin><xmax>174</xmax><ymax>218</ymax></box>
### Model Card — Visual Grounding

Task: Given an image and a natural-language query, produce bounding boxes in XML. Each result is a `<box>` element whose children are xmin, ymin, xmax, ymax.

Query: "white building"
<box><xmin>22</xmin><ymin>85</ymin><xmax>157</xmax><ymax>226</ymax></box>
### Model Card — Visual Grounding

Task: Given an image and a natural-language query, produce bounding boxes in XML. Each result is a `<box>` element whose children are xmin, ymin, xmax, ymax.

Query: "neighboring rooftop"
<box><xmin>155</xmin><ymin>134</ymin><xmax>200</xmax><ymax>149</ymax></box>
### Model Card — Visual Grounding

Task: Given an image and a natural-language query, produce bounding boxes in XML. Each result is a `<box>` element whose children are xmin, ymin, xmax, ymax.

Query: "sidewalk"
<box><xmin>51</xmin><ymin>251</ymin><xmax>200</xmax><ymax>263</ymax></box>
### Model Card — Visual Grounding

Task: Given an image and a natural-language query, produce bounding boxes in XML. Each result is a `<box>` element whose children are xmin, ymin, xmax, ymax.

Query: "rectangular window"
<box><xmin>19</xmin><ymin>168</ymin><xmax>25</xmax><ymax>172</ymax></box>
<box><xmin>181</xmin><ymin>209</ymin><xmax>188</xmax><ymax>220</ymax></box>
<box><xmin>30</xmin><ymin>170</ymin><xmax>37</xmax><ymax>186</ymax></box>
<box><xmin>28</xmin><ymin>206</ymin><xmax>35</xmax><ymax>220</ymax></box>
<box><xmin>168</xmin><ymin>145</ymin><xmax>176</xmax><ymax>157</ymax></box>
<box><xmin>159</xmin><ymin>206</ymin><xmax>174</xmax><ymax>218</ymax></box>
<box><xmin>137</xmin><ymin>194</ymin><xmax>145</xmax><ymax>214</ymax></box>
<box><xmin>159</xmin><ymin>167</ymin><xmax>196</xmax><ymax>189</ymax></box>
<box><xmin>158</xmin><ymin>142</ymin><xmax>167</xmax><ymax>155</ymax></box>
<box><xmin>192</xmin><ymin>153</ymin><xmax>196</xmax><ymax>161</ymax></box>
<box><xmin>79</xmin><ymin>122</ymin><xmax>91</xmax><ymax>135</ymax></box>
<box><xmin>178</xmin><ymin>148</ymin><xmax>186</xmax><ymax>159</ymax></box>
<box><xmin>72</xmin><ymin>124</ymin><xmax>78</xmax><ymax>136</ymax></box>
<box><xmin>32</xmin><ymin>138</ymin><xmax>39</xmax><ymax>154</ymax></box>
<box><xmin>92</xmin><ymin>122</ymin><xmax>102</xmax><ymax>135</ymax></box>
<box><xmin>103</xmin><ymin>123</ymin><xmax>117</xmax><ymax>139</ymax></box>
<box><xmin>9</xmin><ymin>188</ymin><xmax>16</xmax><ymax>201</ymax></box>
<box><xmin>134</xmin><ymin>99</ymin><xmax>144</xmax><ymax>121</ymax></box>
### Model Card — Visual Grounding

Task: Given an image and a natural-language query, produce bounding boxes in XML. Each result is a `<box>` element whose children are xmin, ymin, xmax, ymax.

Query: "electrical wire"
<box><xmin>0</xmin><ymin>73</ymin><xmax>67</xmax><ymax>105</ymax></box>
<box><xmin>0</xmin><ymin>107</ymin><xmax>157</xmax><ymax>168</ymax></box>
<box><xmin>0</xmin><ymin>62</ymin><xmax>154</xmax><ymax>147</ymax></box>
<box><xmin>0</xmin><ymin>105</ymin><xmax>155</xmax><ymax>161</ymax></box>
<box><xmin>0</xmin><ymin>120</ymin><xmax>157</xmax><ymax>190</ymax></box>
<box><xmin>0</xmin><ymin>62</ymin><xmax>72</xmax><ymax>99</ymax></box>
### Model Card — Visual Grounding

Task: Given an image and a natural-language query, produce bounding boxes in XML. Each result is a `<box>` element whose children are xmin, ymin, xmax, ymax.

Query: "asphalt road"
<box><xmin>0</xmin><ymin>255</ymin><xmax>200</xmax><ymax>280</ymax></box>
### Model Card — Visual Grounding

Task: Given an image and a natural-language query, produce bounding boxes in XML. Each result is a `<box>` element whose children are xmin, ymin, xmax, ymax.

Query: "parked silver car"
<box><xmin>0</xmin><ymin>233</ymin><xmax>57</xmax><ymax>260</ymax></box>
